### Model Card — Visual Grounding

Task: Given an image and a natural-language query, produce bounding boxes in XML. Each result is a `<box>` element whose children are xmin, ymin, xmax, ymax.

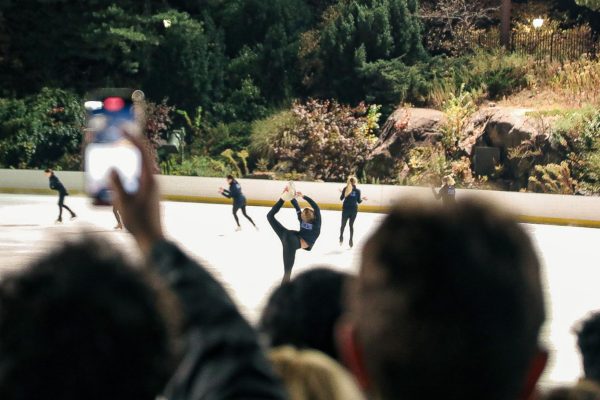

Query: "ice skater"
<box><xmin>267</xmin><ymin>182</ymin><xmax>322</xmax><ymax>284</ymax></box>
<box><xmin>44</xmin><ymin>169</ymin><xmax>76</xmax><ymax>223</ymax></box>
<box><xmin>219</xmin><ymin>175</ymin><xmax>256</xmax><ymax>231</ymax></box>
<box><xmin>339</xmin><ymin>176</ymin><xmax>367</xmax><ymax>248</ymax></box>
<box><xmin>432</xmin><ymin>175</ymin><xmax>456</xmax><ymax>206</ymax></box>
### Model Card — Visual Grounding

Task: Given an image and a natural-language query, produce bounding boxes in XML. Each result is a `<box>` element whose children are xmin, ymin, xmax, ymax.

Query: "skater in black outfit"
<box><xmin>432</xmin><ymin>175</ymin><xmax>456</xmax><ymax>206</ymax></box>
<box><xmin>219</xmin><ymin>175</ymin><xmax>256</xmax><ymax>231</ymax></box>
<box><xmin>45</xmin><ymin>169</ymin><xmax>76</xmax><ymax>223</ymax></box>
<box><xmin>267</xmin><ymin>183</ymin><xmax>322</xmax><ymax>284</ymax></box>
<box><xmin>339</xmin><ymin>176</ymin><xmax>367</xmax><ymax>248</ymax></box>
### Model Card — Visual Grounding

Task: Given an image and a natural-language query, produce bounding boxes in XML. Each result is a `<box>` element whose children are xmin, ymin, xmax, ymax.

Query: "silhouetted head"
<box><xmin>0</xmin><ymin>237</ymin><xmax>179</xmax><ymax>400</ymax></box>
<box><xmin>340</xmin><ymin>200</ymin><xmax>546</xmax><ymax>400</ymax></box>
<box><xmin>226</xmin><ymin>175</ymin><xmax>234</xmax><ymax>184</ymax></box>
<box><xmin>260</xmin><ymin>267</ymin><xmax>351</xmax><ymax>361</ymax></box>
<box><xmin>577</xmin><ymin>312</ymin><xmax>600</xmax><ymax>384</ymax></box>
<box><xmin>44</xmin><ymin>168</ymin><xmax>53</xmax><ymax>177</ymax></box>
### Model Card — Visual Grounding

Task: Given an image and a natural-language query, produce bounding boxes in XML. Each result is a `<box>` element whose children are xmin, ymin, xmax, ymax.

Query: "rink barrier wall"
<box><xmin>1</xmin><ymin>169</ymin><xmax>600</xmax><ymax>228</ymax></box>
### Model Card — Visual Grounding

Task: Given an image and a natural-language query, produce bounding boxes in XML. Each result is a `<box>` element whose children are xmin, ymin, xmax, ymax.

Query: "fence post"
<box><xmin>550</xmin><ymin>31</ymin><xmax>554</xmax><ymax>62</ymax></box>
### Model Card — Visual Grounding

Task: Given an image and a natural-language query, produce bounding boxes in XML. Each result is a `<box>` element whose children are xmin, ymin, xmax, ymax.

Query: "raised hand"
<box><xmin>110</xmin><ymin>133</ymin><xmax>163</xmax><ymax>255</ymax></box>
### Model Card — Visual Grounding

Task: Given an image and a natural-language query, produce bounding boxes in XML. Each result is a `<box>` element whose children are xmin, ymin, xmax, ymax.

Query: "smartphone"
<box><xmin>83</xmin><ymin>89</ymin><xmax>144</xmax><ymax>205</ymax></box>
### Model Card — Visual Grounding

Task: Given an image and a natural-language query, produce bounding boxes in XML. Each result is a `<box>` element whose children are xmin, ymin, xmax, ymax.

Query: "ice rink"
<box><xmin>1</xmin><ymin>193</ymin><xmax>600</xmax><ymax>388</ymax></box>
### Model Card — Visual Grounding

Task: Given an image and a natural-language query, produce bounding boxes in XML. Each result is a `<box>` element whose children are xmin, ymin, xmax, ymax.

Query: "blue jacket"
<box><xmin>221</xmin><ymin>180</ymin><xmax>246</xmax><ymax>207</ymax></box>
<box><xmin>340</xmin><ymin>185</ymin><xmax>362</xmax><ymax>211</ymax></box>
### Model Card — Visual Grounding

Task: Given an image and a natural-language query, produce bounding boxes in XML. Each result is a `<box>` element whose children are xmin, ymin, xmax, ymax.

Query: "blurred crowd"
<box><xmin>1</xmin><ymin>136</ymin><xmax>599</xmax><ymax>400</ymax></box>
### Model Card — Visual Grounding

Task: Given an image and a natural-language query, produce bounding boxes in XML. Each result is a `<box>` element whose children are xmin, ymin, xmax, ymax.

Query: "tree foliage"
<box><xmin>305</xmin><ymin>0</ymin><xmax>426</xmax><ymax>102</ymax></box>
<box><xmin>575</xmin><ymin>0</ymin><xmax>600</xmax><ymax>11</ymax></box>
<box><xmin>0</xmin><ymin>88</ymin><xmax>84</xmax><ymax>168</ymax></box>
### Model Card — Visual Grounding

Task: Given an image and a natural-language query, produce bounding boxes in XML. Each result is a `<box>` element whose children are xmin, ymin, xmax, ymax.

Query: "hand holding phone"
<box><xmin>84</xmin><ymin>89</ymin><xmax>144</xmax><ymax>205</ymax></box>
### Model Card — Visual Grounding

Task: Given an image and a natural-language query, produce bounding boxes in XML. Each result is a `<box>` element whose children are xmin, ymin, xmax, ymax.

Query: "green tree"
<box><xmin>311</xmin><ymin>0</ymin><xmax>426</xmax><ymax>103</ymax></box>
<box><xmin>143</xmin><ymin>11</ymin><xmax>226</xmax><ymax>113</ymax></box>
<box><xmin>0</xmin><ymin>88</ymin><xmax>84</xmax><ymax>168</ymax></box>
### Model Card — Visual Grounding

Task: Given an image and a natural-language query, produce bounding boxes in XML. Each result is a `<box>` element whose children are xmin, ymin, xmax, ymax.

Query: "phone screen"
<box><xmin>84</xmin><ymin>90</ymin><xmax>143</xmax><ymax>205</ymax></box>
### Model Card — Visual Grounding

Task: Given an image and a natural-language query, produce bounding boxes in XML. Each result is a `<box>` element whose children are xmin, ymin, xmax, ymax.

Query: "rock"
<box><xmin>372</xmin><ymin>107</ymin><xmax>447</xmax><ymax>159</ymax></box>
<box><xmin>366</xmin><ymin>107</ymin><xmax>446</xmax><ymax>182</ymax></box>
<box><xmin>461</xmin><ymin>106</ymin><xmax>551</xmax><ymax>154</ymax></box>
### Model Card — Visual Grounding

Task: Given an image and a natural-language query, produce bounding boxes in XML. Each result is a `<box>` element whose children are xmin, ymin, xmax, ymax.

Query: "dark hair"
<box><xmin>259</xmin><ymin>267</ymin><xmax>350</xmax><ymax>361</ymax></box>
<box><xmin>351</xmin><ymin>200</ymin><xmax>545</xmax><ymax>400</ymax></box>
<box><xmin>0</xmin><ymin>237</ymin><xmax>179</xmax><ymax>400</ymax></box>
<box><xmin>577</xmin><ymin>312</ymin><xmax>600</xmax><ymax>383</ymax></box>
<box><xmin>44</xmin><ymin>168</ymin><xmax>53</xmax><ymax>174</ymax></box>
<box><xmin>226</xmin><ymin>174</ymin><xmax>234</xmax><ymax>181</ymax></box>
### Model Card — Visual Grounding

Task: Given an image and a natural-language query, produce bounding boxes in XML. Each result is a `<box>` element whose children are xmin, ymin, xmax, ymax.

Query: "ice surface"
<box><xmin>1</xmin><ymin>193</ymin><xmax>599</xmax><ymax>387</ymax></box>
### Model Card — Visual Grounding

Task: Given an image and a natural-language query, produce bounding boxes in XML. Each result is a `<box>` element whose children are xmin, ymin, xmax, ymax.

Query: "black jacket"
<box><xmin>150</xmin><ymin>241</ymin><xmax>286</xmax><ymax>400</ymax></box>
<box><xmin>340</xmin><ymin>186</ymin><xmax>362</xmax><ymax>211</ymax></box>
<box><xmin>221</xmin><ymin>181</ymin><xmax>246</xmax><ymax>207</ymax></box>
<box><xmin>291</xmin><ymin>196</ymin><xmax>321</xmax><ymax>250</ymax></box>
<box><xmin>49</xmin><ymin>174</ymin><xmax>68</xmax><ymax>195</ymax></box>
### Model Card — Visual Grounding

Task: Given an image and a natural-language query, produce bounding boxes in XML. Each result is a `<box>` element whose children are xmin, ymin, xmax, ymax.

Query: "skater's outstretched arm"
<box><xmin>111</xmin><ymin>134</ymin><xmax>286</xmax><ymax>400</ymax></box>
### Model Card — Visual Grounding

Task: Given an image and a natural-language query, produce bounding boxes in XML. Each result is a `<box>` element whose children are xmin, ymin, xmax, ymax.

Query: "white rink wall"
<box><xmin>2</xmin><ymin>168</ymin><xmax>600</xmax><ymax>227</ymax></box>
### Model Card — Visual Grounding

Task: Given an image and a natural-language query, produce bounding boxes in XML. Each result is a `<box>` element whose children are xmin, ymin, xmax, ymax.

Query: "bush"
<box><xmin>268</xmin><ymin>99</ymin><xmax>380</xmax><ymax>181</ymax></box>
<box><xmin>359</xmin><ymin>58</ymin><xmax>433</xmax><ymax>114</ymax></box>
<box><xmin>528</xmin><ymin>162</ymin><xmax>576</xmax><ymax>194</ymax></box>
<box><xmin>166</xmin><ymin>155</ymin><xmax>233</xmax><ymax>177</ymax></box>
<box><xmin>249</xmin><ymin>110</ymin><xmax>297</xmax><ymax>161</ymax></box>
<box><xmin>0</xmin><ymin>88</ymin><xmax>84</xmax><ymax>169</ymax></box>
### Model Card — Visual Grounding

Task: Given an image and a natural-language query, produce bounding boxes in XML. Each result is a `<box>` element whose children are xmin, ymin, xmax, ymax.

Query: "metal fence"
<box><xmin>475</xmin><ymin>27</ymin><xmax>599</xmax><ymax>61</ymax></box>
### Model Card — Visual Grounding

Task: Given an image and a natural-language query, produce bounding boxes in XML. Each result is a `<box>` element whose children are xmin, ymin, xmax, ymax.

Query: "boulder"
<box><xmin>366</xmin><ymin>107</ymin><xmax>447</xmax><ymax>182</ymax></box>
<box><xmin>371</xmin><ymin>107</ymin><xmax>447</xmax><ymax>159</ymax></box>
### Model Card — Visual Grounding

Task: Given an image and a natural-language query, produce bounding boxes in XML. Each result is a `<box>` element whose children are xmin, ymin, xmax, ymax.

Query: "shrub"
<box><xmin>269</xmin><ymin>99</ymin><xmax>380</xmax><ymax>181</ymax></box>
<box><xmin>441</xmin><ymin>84</ymin><xmax>478</xmax><ymax>153</ymax></box>
<box><xmin>528</xmin><ymin>162</ymin><xmax>576</xmax><ymax>194</ymax></box>
<box><xmin>250</xmin><ymin>110</ymin><xmax>297</xmax><ymax>161</ymax></box>
<box><xmin>167</xmin><ymin>155</ymin><xmax>233</xmax><ymax>177</ymax></box>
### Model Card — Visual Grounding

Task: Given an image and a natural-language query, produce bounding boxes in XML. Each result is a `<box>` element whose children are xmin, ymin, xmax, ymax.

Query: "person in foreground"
<box><xmin>269</xmin><ymin>345</ymin><xmax>365</xmax><ymax>400</ymax></box>
<box><xmin>0</xmin><ymin>134</ymin><xmax>286</xmax><ymax>400</ymax></box>
<box><xmin>44</xmin><ymin>168</ymin><xmax>77</xmax><ymax>223</ymax></box>
<box><xmin>545</xmin><ymin>312</ymin><xmax>600</xmax><ymax>400</ymax></box>
<box><xmin>259</xmin><ymin>267</ymin><xmax>351</xmax><ymax>362</ymax></box>
<box><xmin>267</xmin><ymin>182</ymin><xmax>322</xmax><ymax>284</ymax></box>
<box><xmin>337</xmin><ymin>200</ymin><xmax>548</xmax><ymax>400</ymax></box>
